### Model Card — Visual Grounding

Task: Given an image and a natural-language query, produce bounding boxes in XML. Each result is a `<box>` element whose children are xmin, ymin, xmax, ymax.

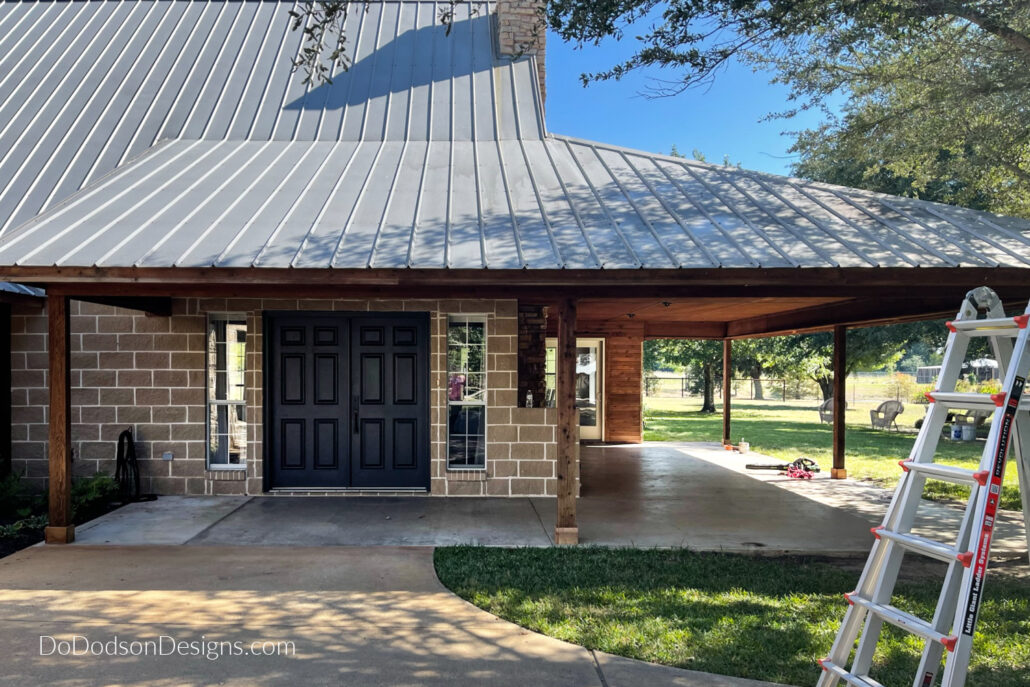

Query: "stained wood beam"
<box><xmin>832</xmin><ymin>325</ymin><xmax>847</xmax><ymax>480</ymax></box>
<box><xmin>14</xmin><ymin>265</ymin><xmax>1030</xmax><ymax>290</ymax></box>
<box><xmin>722</xmin><ymin>339</ymin><xmax>732</xmax><ymax>446</ymax></box>
<box><xmin>45</xmin><ymin>295</ymin><xmax>74</xmax><ymax>544</ymax></box>
<box><xmin>553</xmin><ymin>321</ymin><xmax>726</xmax><ymax>339</ymax></box>
<box><xmin>555</xmin><ymin>297</ymin><xmax>578</xmax><ymax>546</ymax></box>
<box><xmin>726</xmin><ymin>297</ymin><xmax>965</xmax><ymax>339</ymax></box>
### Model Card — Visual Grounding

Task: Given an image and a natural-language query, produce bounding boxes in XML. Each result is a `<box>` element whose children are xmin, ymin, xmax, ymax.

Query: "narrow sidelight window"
<box><xmin>447</xmin><ymin>316</ymin><xmax>486</xmax><ymax>469</ymax></box>
<box><xmin>207</xmin><ymin>315</ymin><xmax>247</xmax><ymax>469</ymax></box>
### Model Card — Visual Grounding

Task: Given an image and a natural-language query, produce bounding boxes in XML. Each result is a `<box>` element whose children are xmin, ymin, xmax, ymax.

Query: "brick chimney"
<box><xmin>496</xmin><ymin>0</ymin><xmax>546</xmax><ymax>104</ymax></box>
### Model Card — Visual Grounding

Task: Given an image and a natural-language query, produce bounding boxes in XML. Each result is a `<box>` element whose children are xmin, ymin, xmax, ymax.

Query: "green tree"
<box><xmin>647</xmin><ymin>339</ymin><xmax>723</xmax><ymax>412</ymax></box>
<box><xmin>547</xmin><ymin>1</ymin><xmax>1030</xmax><ymax>215</ymax></box>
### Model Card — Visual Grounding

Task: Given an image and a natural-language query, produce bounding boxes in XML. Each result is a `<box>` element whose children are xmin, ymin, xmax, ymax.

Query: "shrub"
<box><xmin>0</xmin><ymin>514</ymin><xmax>48</xmax><ymax>539</ymax></box>
<box><xmin>892</xmin><ymin>372</ymin><xmax>916</xmax><ymax>403</ymax></box>
<box><xmin>911</xmin><ymin>383</ymin><xmax>934</xmax><ymax>404</ymax></box>
<box><xmin>71</xmin><ymin>473</ymin><xmax>120</xmax><ymax>524</ymax></box>
<box><xmin>976</xmin><ymin>379</ymin><xmax>1002</xmax><ymax>395</ymax></box>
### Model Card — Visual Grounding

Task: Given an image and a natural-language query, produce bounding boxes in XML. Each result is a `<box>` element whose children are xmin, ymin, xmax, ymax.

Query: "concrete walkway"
<box><xmin>0</xmin><ymin>545</ymin><xmax>790</xmax><ymax>687</ymax></box>
<box><xmin>75</xmin><ymin>443</ymin><xmax>879</xmax><ymax>553</ymax></box>
<box><xmin>688</xmin><ymin>443</ymin><xmax>1029</xmax><ymax>555</ymax></box>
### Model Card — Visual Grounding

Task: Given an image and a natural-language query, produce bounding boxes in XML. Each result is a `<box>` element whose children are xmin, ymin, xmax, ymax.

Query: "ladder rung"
<box><xmin>924</xmin><ymin>391</ymin><xmax>1007</xmax><ymax>411</ymax></box>
<box><xmin>947</xmin><ymin>314</ymin><xmax>1029</xmax><ymax>337</ymax></box>
<box><xmin>899</xmin><ymin>460</ymin><xmax>989</xmax><ymax>487</ymax></box>
<box><xmin>818</xmin><ymin>659</ymin><xmax>886</xmax><ymax>687</ymax></box>
<box><xmin>845</xmin><ymin>593</ymin><xmax>956</xmax><ymax>650</ymax></box>
<box><xmin>871</xmin><ymin>526</ymin><xmax>963</xmax><ymax>564</ymax></box>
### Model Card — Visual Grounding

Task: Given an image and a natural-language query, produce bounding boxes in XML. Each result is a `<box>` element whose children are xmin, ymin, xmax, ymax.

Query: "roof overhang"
<box><xmin>10</xmin><ymin>265</ymin><xmax>1029</xmax><ymax>338</ymax></box>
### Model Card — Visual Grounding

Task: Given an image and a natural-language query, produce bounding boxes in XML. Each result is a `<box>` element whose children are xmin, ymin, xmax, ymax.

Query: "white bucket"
<box><xmin>739</xmin><ymin>441</ymin><xmax>750</xmax><ymax>454</ymax></box>
<box><xmin>961</xmin><ymin>424</ymin><xmax>976</xmax><ymax>441</ymax></box>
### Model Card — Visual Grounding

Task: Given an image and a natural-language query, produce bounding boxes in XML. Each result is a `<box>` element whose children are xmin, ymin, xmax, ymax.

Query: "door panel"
<box><xmin>267</xmin><ymin>315</ymin><xmax>350</xmax><ymax>488</ymax></box>
<box><xmin>266</xmin><ymin>312</ymin><xmax>429</xmax><ymax>490</ymax></box>
<box><xmin>350</xmin><ymin>315</ymin><xmax>430</xmax><ymax>488</ymax></box>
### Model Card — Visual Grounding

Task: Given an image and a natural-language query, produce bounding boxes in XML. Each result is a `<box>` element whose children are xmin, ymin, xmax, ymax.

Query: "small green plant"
<box><xmin>70</xmin><ymin>473</ymin><xmax>120</xmax><ymax>524</ymax></box>
<box><xmin>0</xmin><ymin>514</ymin><xmax>48</xmax><ymax>539</ymax></box>
<box><xmin>910</xmin><ymin>383</ymin><xmax>933</xmax><ymax>404</ymax></box>
<box><xmin>976</xmin><ymin>379</ymin><xmax>1002</xmax><ymax>395</ymax></box>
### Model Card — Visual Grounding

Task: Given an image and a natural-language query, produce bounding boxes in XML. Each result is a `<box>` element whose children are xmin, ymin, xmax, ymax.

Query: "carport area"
<box><xmin>63</xmin><ymin>444</ymin><xmax>1026</xmax><ymax>553</ymax></box>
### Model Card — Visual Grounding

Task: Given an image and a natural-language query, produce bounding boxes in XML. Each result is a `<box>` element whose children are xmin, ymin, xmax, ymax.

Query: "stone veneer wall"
<box><xmin>9</xmin><ymin>298</ymin><xmax>558</xmax><ymax>497</ymax></box>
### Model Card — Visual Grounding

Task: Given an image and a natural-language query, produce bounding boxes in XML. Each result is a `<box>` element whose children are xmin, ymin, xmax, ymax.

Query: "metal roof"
<box><xmin>0</xmin><ymin>0</ymin><xmax>1028</xmax><ymax>272</ymax></box>
<box><xmin>4</xmin><ymin>135</ymin><xmax>1030</xmax><ymax>270</ymax></box>
<box><xmin>0</xmin><ymin>0</ymin><xmax>543</xmax><ymax>237</ymax></box>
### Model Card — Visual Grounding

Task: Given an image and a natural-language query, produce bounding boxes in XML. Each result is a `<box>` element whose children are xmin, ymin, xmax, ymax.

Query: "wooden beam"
<box><xmin>72</xmin><ymin>296</ymin><xmax>173</xmax><ymax>316</ymax></box>
<box><xmin>44</xmin><ymin>295</ymin><xmax>74</xmax><ymax>544</ymax></box>
<box><xmin>36</xmin><ymin>280</ymin><xmax>1005</xmax><ymax>302</ymax></box>
<box><xmin>722</xmin><ymin>339</ymin><xmax>732</xmax><ymax>446</ymax></box>
<box><xmin>555</xmin><ymin>298</ymin><xmax>578</xmax><ymax>545</ymax></box>
<box><xmin>0</xmin><ymin>304</ymin><xmax>10</xmax><ymax>480</ymax></box>
<box><xmin>14</xmin><ymin>265</ymin><xmax>1030</xmax><ymax>292</ymax></box>
<box><xmin>726</xmin><ymin>297</ymin><xmax>965</xmax><ymax>339</ymax></box>
<box><xmin>832</xmin><ymin>325</ymin><xmax>847</xmax><ymax>480</ymax></box>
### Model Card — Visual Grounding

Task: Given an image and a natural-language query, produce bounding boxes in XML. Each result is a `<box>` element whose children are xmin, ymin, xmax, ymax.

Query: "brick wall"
<box><xmin>9</xmin><ymin>298</ymin><xmax>559</xmax><ymax>497</ymax></box>
<box><xmin>517</xmin><ymin>304</ymin><xmax>547</xmax><ymax>409</ymax></box>
<box><xmin>496</xmin><ymin>0</ymin><xmax>546</xmax><ymax>102</ymax></box>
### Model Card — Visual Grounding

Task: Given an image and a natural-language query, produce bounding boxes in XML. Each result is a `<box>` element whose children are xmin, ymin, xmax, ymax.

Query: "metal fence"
<box><xmin>644</xmin><ymin>371</ymin><xmax>924</xmax><ymax>404</ymax></box>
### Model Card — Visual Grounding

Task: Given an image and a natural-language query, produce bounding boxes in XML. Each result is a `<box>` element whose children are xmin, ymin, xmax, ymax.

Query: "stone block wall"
<box><xmin>9</xmin><ymin>297</ymin><xmax>560</xmax><ymax>497</ymax></box>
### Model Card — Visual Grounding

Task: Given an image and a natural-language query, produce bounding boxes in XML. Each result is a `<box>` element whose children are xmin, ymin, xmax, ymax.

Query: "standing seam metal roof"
<box><xmin>0</xmin><ymin>0</ymin><xmax>1028</xmax><ymax>271</ymax></box>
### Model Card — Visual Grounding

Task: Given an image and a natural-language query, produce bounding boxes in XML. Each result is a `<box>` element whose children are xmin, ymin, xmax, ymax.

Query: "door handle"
<box><xmin>353</xmin><ymin>409</ymin><xmax>359</xmax><ymax>434</ymax></box>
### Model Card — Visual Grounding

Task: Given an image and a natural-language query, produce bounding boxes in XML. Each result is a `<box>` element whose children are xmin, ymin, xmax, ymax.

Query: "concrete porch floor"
<box><xmin>65</xmin><ymin>442</ymin><xmax>1028</xmax><ymax>554</ymax></box>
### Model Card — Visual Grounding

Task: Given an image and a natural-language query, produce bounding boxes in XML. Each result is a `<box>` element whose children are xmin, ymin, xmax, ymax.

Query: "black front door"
<box><xmin>266</xmin><ymin>312</ymin><xmax>430</xmax><ymax>490</ymax></box>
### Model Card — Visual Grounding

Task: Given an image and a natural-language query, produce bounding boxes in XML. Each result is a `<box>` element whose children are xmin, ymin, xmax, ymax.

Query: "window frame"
<box><xmin>205</xmin><ymin>313</ymin><xmax>248</xmax><ymax>471</ymax></box>
<box><xmin>446</xmin><ymin>314</ymin><xmax>489</xmax><ymax>471</ymax></box>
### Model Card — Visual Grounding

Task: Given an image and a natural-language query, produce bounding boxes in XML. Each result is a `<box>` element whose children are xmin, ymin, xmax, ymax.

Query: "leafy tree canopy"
<box><xmin>546</xmin><ymin>1</ymin><xmax>1030</xmax><ymax>215</ymax></box>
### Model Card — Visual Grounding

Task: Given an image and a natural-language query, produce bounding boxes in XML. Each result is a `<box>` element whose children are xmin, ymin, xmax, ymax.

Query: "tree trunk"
<box><xmin>750</xmin><ymin>363</ymin><xmax>764</xmax><ymax>400</ymax></box>
<box><xmin>816</xmin><ymin>375</ymin><xmax>833</xmax><ymax>401</ymax></box>
<box><xmin>701</xmin><ymin>362</ymin><xmax>716</xmax><ymax>413</ymax></box>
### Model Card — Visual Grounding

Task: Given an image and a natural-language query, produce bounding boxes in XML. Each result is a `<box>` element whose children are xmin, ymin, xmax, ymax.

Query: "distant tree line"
<box><xmin>644</xmin><ymin>319</ymin><xmax>986</xmax><ymax>412</ymax></box>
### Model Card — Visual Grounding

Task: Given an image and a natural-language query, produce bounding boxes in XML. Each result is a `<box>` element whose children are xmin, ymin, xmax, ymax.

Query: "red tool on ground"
<box><xmin>745</xmin><ymin>457</ymin><xmax>820</xmax><ymax>479</ymax></box>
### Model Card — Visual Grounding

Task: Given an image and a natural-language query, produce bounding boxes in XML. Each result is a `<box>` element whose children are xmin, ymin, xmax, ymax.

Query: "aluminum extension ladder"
<box><xmin>818</xmin><ymin>286</ymin><xmax>1030</xmax><ymax>687</ymax></box>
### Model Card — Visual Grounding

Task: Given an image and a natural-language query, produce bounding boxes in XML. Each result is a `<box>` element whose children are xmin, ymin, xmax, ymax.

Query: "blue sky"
<box><xmin>544</xmin><ymin>31</ymin><xmax>834</xmax><ymax>176</ymax></box>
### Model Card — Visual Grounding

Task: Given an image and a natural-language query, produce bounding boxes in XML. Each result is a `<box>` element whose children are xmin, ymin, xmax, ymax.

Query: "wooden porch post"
<box><xmin>832</xmin><ymin>325</ymin><xmax>847</xmax><ymax>479</ymax></box>
<box><xmin>45</xmin><ymin>295</ymin><xmax>74</xmax><ymax>543</ymax></box>
<box><xmin>555</xmin><ymin>298</ymin><xmax>578</xmax><ymax>545</ymax></box>
<box><xmin>722</xmin><ymin>339</ymin><xmax>732</xmax><ymax>445</ymax></box>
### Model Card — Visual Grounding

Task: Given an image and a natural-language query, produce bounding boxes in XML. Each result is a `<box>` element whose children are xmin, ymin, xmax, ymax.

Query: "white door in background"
<box><xmin>545</xmin><ymin>337</ymin><xmax>604</xmax><ymax>441</ymax></box>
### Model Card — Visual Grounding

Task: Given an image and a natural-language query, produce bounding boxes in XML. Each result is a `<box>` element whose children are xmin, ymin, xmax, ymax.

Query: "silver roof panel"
<box><xmin>0</xmin><ymin>0</ymin><xmax>1027</xmax><ymax>272</ymax></box>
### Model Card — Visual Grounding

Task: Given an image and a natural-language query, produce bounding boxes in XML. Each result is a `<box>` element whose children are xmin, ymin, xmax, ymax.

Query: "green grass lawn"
<box><xmin>644</xmin><ymin>397</ymin><xmax>1024</xmax><ymax>511</ymax></box>
<box><xmin>435</xmin><ymin>547</ymin><xmax>1030</xmax><ymax>687</ymax></box>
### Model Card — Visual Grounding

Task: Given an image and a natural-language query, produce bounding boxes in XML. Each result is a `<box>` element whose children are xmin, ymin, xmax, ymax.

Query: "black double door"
<box><xmin>266</xmin><ymin>312</ymin><xmax>430</xmax><ymax>489</ymax></box>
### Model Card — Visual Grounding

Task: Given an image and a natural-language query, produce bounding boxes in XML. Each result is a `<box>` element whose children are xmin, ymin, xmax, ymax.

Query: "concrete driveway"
<box><xmin>0</xmin><ymin>545</ymin><xmax>787</xmax><ymax>687</ymax></box>
<box><xmin>74</xmin><ymin>444</ymin><xmax>880</xmax><ymax>553</ymax></box>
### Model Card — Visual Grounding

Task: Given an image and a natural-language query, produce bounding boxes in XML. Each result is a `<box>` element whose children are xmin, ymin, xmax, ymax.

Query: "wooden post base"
<box><xmin>44</xmin><ymin>525</ymin><xmax>75</xmax><ymax>544</ymax></box>
<box><xmin>554</xmin><ymin>527</ymin><xmax>579</xmax><ymax>546</ymax></box>
<box><xmin>830</xmin><ymin>468</ymin><xmax>848</xmax><ymax>480</ymax></box>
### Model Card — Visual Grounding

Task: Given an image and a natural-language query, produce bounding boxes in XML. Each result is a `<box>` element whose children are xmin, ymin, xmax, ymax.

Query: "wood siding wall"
<box><xmin>604</xmin><ymin>336</ymin><xmax>643</xmax><ymax>443</ymax></box>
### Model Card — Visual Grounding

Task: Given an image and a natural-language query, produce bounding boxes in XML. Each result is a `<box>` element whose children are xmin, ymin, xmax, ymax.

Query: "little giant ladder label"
<box><xmin>961</xmin><ymin>375</ymin><xmax>1024</xmax><ymax>637</ymax></box>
